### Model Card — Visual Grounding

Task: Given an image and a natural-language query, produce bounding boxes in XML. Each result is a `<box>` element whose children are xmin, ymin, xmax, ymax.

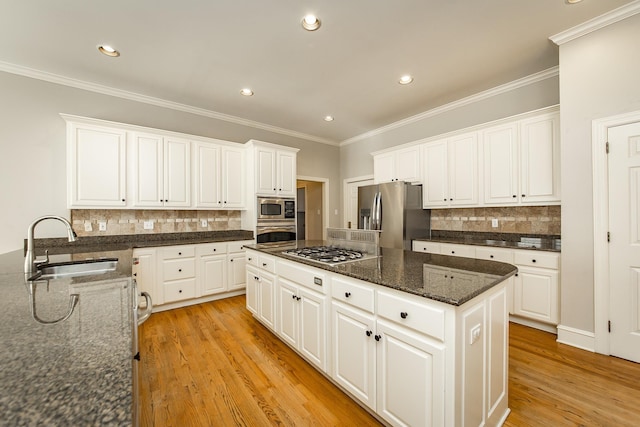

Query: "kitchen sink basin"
<box><xmin>29</xmin><ymin>258</ymin><xmax>118</xmax><ymax>280</ymax></box>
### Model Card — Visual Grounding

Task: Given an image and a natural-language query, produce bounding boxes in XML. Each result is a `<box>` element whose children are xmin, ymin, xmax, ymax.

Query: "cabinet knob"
<box><xmin>515</xmin><ymin>273</ymin><xmax>519</xmax><ymax>277</ymax></box>
<box><xmin>273</xmin><ymin>188</ymin><xmax>276</xmax><ymax>191</ymax></box>
<box><xmin>178</xmin><ymin>289</ymin><xmax>182</xmax><ymax>293</ymax></box>
<box><xmin>532</xmin><ymin>259</ymin><xmax>536</xmax><ymax>263</ymax></box>
<box><xmin>263</xmin><ymin>263</ymin><xmax>267</xmax><ymax>267</ymax></box>
<box><xmin>345</xmin><ymin>292</ymin><xmax>351</xmax><ymax>298</ymax></box>
<box><xmin>450</xmin><ymin>198</ymin><xmax>453</xmax><ymax>201</ymax></box>
<box><xmin>400</xmin><ymin>312</ymin><xmax>408</xmax><ymax>319</ymax></box>
<box><xmin>451</xmin><ymin>251</ymin><xmax>455</xmax><ymax>254</ymax></box>
<box><xmin>133</xmin><ymin>273</ymin><xmax>137</xmax><ymax>277</ymax></box>
<box><xmin>512</xmin><ymin>195</ymin><xmax>517</xmax><ymax>198</ymax></box>
<box><xmin>230</xmin><ymin>259</ymin><xmax>233</xmax><ymax>262</ymax></box>
<box><xmin>254</xmin><ymin>276</ymin><xmax>259</xmax><ymax>280</ymax></box>
<box><xmin>218</xmin><ymin>201</ymin><xmax>222</xmax><ymax>204</ymax></box>
<box><xmin>213</xmin><ymin>248</ymin><xmax>216</xmax><ymax>252</ymax></box>
<box><xmin>178</xmin><ymin>252</ymin><xmax>182</xmax><ymax>255</ymax></box>
<box><xmin>521</xmin><ymin>194</ymin><xmax>526</xmax><ymax>198</ymax></box>
<box><xmin>292</xmin><ymin>294</ymin><xmax>297</xmax><ymax>300</ymax></box>
<box><xmin>248</xmin><ymin>257</ymin><xmax>252</xmax><ymax>261</ymax></box>
<box><xmin>178</xmin><ymin>269</ymin><xmax>182</xmax><ymax>272</ymax></box>
<box><xmin>279</xmin><ymin>189</ymin><xmax>282</xmax><ymax>191</ymax></box>
<box><xmin>122</xmin><ymin>199</ymin><xmax>125</xmax><ymax>202</ymax></box>
<box><xmin>366</xmin><ymin>330</ymin><xmax>372</xmax><ymax>337</ymax></box>
<box><xmin>296</xmin><ymin>296</ymin><xmax>301</xmax><ymax>301</ymax></box>
<box><xmin>490</xmin><ymin>255</ymin><xmax>494</xmax><ymax>258</ymax></box>
<box><xmin>443</xmin><ymin>198</ymin><xmax>447</xmax><ymax>202</ymax></box>
<box><xmin>374</xmin><ymin>334</ymin><xmax>382</xmax><ymax>341</ymax></box>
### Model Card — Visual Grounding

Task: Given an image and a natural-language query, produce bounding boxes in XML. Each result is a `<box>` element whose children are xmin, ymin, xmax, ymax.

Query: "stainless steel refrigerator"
<box><xmin>357</xmin><ymin>181</ymin><xmax>431</xmax><ymax>250</ymax></box>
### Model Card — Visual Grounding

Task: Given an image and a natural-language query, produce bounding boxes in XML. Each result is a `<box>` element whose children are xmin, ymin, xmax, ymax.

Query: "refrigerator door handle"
<box><xmin>374</xmin><ymin>191</ymin><xmax>382</xmax><ymax>230</ymax></box>
<box><xmin>370</xmin><ymin>192</ymin><xmax>377</xmax><ymax>230</ymax></box>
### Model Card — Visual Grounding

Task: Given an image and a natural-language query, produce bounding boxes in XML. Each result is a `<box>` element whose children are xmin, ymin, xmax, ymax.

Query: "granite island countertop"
<box><xmin>415</xmin><ymin>231</ymin><xmax>561</xmax><ymax>252</ymax></box>
<box><xmin>1</xmin><ymin>230</ymin><xmax>253</xmax><ymax>426</ymax></box>
<box><xmin>246</xmin><ymin>240</ymin><xmax>517</xmax><ymax>306</ymax></box>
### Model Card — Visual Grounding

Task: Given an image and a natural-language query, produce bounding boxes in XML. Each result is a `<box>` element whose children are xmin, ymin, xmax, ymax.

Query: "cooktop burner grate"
<box><xmin>282</xmin><ymin>246</ymin><xmax>367</xmax><ymax>265</ymax></box>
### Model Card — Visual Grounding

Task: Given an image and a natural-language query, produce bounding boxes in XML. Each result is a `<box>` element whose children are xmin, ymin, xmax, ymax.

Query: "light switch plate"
<box><xmin>491</xmin><ymin>218</ymin><xmax>499</xmax><ymax>228</ymax></box>
<box><xmin>201</xmin><ymin>219</ymin><xmax>208</xmax><ymax>227</ymax></box>
<box><xmin>470</xmin><ymin>324</ymin><xmax>481</xmax><ymax>345</ymax></box>
<box><xmin>98</xmin><ymin>221</ymin><xmax>107</xmax><ymax>232</ymax></box>
<box><xmin>84</xmin><ymin>222</ymin><xmax>93</xmax><ymax>232</ymax></box>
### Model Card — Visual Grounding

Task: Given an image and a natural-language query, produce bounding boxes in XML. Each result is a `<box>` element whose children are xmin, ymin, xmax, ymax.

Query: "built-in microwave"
<box><xmin>257</xmin><ymin>197</ymin><xmax>295</xmax><ymax>221</ymax></box>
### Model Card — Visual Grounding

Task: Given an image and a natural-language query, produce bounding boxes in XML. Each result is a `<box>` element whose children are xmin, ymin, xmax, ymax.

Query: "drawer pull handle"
<box><xmin>262</xmin><ymin>263</ymin><xmax>267</xmax><ymax>267</ymax></box>
<box><xmin>345</xmin><ymin>292</ymin><xmax>351</xmax><ymax>298</ymax></box>
<box><xmin>400</xmin><ymin>312</ymin><xmax>408</xmax><ymax>319</ymax></box>
<box><xmin>374</xmin><ymin>334</ymin><xmax>382</xmax><ymax>341</ymax></box>
<box><xmin>366</xmin><ymin>330</ymin><xmax>372</xmax><ymax>337</ymax></box>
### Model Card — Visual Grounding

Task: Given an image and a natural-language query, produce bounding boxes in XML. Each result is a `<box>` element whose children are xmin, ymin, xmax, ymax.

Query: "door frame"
<box><xmin>592</xmin><ymin>110</ymin><xmax>640</xmax><ymax>355</ymax></box>
<box><xmin>297</xmin><ymin>175</ymin><xmax>329</xmax><ymax>240</ymax></box>
<box><xmin>343</xmin><ymin>175</ymin><xmax>374</xmax><ymax>229</ymax></box>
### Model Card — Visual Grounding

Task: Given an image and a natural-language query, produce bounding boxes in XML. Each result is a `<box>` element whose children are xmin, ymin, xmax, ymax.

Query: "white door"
<box><xmin>608</xmin><ymin>121</ymin><xmax>640</xmax><ymax>363</ymax></box>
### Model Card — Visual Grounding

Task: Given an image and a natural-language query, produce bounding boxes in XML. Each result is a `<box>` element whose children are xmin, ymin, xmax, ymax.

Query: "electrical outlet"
<box><xmin>143</xmin><ymin>221</ymin><xmax>154</xmax><ymax>230</ymax></box>
<box><xmin>200</xmin><ymin>219</ymin><xmax>208</xmax><ymax>227</ymax></box>
<box><xmin>84</xmin><ymin>222</ymin><xmax>93</xmax><ymax>232</ymax></box>
<box><xmin>98</xmin><ymin>221</ymin><xmax>107</xmax><ymax>232</ymax></box>
<box><xmin>470</xmin><ymin>324</ymin><xmax>481</xmax><ymax>345</ymax></box>
<box><xmin>491</xmin><ymin>218</ymin><xmax>499</xmax><ymax>228</ymax></box>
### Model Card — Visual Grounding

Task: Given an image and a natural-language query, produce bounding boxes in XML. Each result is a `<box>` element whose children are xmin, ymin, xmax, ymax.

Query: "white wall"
<box><xmin>0</xmin><ymin>71</ymin><xmax>340</xmax><ymax>254</ymax></box>
<box><xmin>558</xmin><ymin>13</ymin><xmax>640</xmax><ymax>333</ymax></box>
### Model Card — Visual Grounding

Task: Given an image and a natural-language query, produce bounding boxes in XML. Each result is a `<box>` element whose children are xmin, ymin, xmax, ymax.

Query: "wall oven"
<box><xmin>256</xmin><ymin>221</ymin><xmax>296</xmax><ymax>244</ymax></box>
<box><xmin>257</xmin><ymin>197</ymin><xmax>295</xmax><ymax>221</ymax></box>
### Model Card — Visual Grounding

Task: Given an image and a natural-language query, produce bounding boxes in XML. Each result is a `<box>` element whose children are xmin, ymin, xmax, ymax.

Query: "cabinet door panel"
<box><xmin>223</xmin><ymin>147</ymin><xmax>246</xmax><ymax>208</ymax></box>
<box><xmin>373</xmin><ymin>153</ymin><xmax>395</xmax><ymax>184</ymax></box>
<box><xmin>514</xmin><ymin>266</ymin><xmax>558</xmax><ymax>324</ymax></box>
<box><xmin>259</xmin><ymin>272</ymin><xmax>276</xmax><ymax>330</ymax></box>
<box><xmin>395</xmin><ymin>147</ymin><xmax>421</xmax><ymax>183</ymax></box>
<box><xmin>164</xmin><ymin>138</ymin><xmax>191</xmax><ymax>207</ymax></box>
<box><xmin>376</xmin><ymin>320</ymin><xmax>445</xmax><ymax>427</ymax></box>
<box><xmin>449</xmin><ymin>133</ymin><xmax>478</xmax><ymax>205</ymax></box>
<box><xmin>278</xmin><ymin>279</ymin><xmax>298</xmax><ymax>348</ymax></box>
<box><xmin>69</xmin><ymin>124</ymin><xmax>127</xmax><ymax>207</ymax></box>
<box><xmin>277</xmin><ymin>151</ymin><xmax>296</xmax><ymax>196</ymax></box>
<box><xmin>133</xmin><ymin>133</ymin><xmax>164</xmax><ymax>207</ymax></box>
<box><xmin>195</xmin><ymin>143</ymin><xmax>221</xmax><ymax>208</ymax></box>
<box><xmin>520</xmin><ymin>114</ymin><xmax>560</xmax><ymax>203</ymax></box>
<box><xmin>246</xmin><ymin>267</ymin><xmax>259</xmax><ymax>315</ymax></box>
<box><xmin>256</xmin><ymin>148</ymin><xmax>276</xmax><ymax>195</ymax></box>
<box><xmin>483</xmin><ymin>124</ymin><xmax>519</xmax><ymax>204</ymax></box>
<box><xmin>227</xmin><ymin>252</ymin><xmax>247</xmax><ymax>291</ymax></box>
<box><xmin>199</xmin><ymin>254</ymin><xmax>226</xmax><ymax>296</ymax></box>
<box><xmin>299</xmin><ymin>288</ymin><xmax>325</xmax><ymax>370</ymax></box>
<box><xmin>422</xmin><ymin>140</ymin><xmax>449</xmax><ymax>207</ymax></box>
<box><xmin>331</xmin><ymin>302</ymin><xmax>376</xmax><ymax>410</ymax></box>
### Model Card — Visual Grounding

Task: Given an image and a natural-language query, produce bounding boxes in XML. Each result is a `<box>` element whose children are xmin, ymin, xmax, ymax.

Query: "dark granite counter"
<box><xmin>1</xmin><ymin>230</ymin><xmax>253</xmax><ymax>426</ymax></box>
<box><xmin>246</xmin><ymin>241</ymin><xmax>517</xmax><ymax>306</ymax></box>
<box><xmin>415</xmin><ymin>231</ymin><xmax>561</xmax><ymax>252</ymax></box>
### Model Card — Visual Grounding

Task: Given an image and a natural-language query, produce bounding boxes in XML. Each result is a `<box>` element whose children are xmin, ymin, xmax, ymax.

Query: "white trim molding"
<box><xmin>592</xmin><ymin>109</ymin><xmax>640</xmax><ymax>355</ymax></box>
<box><xmin>340</xmin><ymin>67</ymin><xmax>559</xmax><ymax>146</ymax></box>
<box><xmin>550</xmin><ymin>0</ymin><xmax>640</xmax><ymax>45</ymax></box>
<box><xmin>0</xmin><ymin>60</ymin><xmax>338</xmax><ymax>147</ymax></box>
<box><xmin>557</xmin><ymin>325</ymin><xmax>595</xmax><ymax>352</ymax></box>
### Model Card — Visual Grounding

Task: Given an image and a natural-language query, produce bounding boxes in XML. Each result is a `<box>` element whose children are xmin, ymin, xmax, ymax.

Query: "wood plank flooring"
<box><xmin>139</xmin><ymin>296</ymin><xmax>640</xmax><ymax>426</ymax></box>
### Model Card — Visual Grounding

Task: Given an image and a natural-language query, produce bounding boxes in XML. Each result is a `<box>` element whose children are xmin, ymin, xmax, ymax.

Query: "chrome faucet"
<box><xmin>24</xmin><ymin>215</ymin><xmax>77</xmax><ymax>275</ymax></box>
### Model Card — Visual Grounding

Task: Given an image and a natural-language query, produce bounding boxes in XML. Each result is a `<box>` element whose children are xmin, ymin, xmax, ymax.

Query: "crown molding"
<box><xmin>0</xmin><ymin>60</ymin><xmax>340</xmax><ymax>147</ymax></box>
<box><xmin>339</xmin><ymin>67</ymin><xmax>559</xmax><ymax>146</ymax></box>
<box><xmin>550</xmin><ymin>0</ymin><xmax>640</xmax><ymax>45</ymax></box>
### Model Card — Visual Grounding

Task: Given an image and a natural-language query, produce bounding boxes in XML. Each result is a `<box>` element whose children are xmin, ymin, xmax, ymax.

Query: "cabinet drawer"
<box><xmin>197</xmin><ymin>242</ymin><xmax>227</xmax><ymax>256</ymax></box>
<box><xmin>514</xmin><ymin>250</ymin><xmax>559</xmax><ymax>269</ymax></box>
<box><xmin>440</xmin><ymin>243</ymin><xmax>476</xmax><ymax>258</ymax></box>
<box><xmin>277</xmin><ymin>260</ymin><xmax>326</xmax><ymax>292</ymax></box>
<box><xmin>161</xmin><ymin>245</ymin><xmax>196</xmax><ymax>259</ymax></box>
<box><xmin>332</xmin><ymin>276</ymin><xmax>375</xmax><ymax>313</ymax></box>
<box><xmin>228</xmin><ymin>240</ymin><xmax>253</xmax><ymax>253</ymax></box>
<box><xmin>413</xmin><ymin>241</ymin><xmax>441</xmax><ymax>253</ymax></box>
<box><xmin>164</xmin><ymin>278</ymin><xmax>197</xmax><ymax>302</ymax></box>
<box><xmin>475</xmin><ymin>247</ymin><xmax>514</xmax><ymax>263</ymax></box>
<box><xmin>163</xmin><ymin>258</ymin><xmax>196</xmax><ymax>281</ymax></box>
<box><xmin>377</xmin><ymin>290</ymin><xmax>446</xmax><ymax>341</ymax></box>
<box><xmin>258</xmin><ymin>254</ymin><xmax>276</xmax><ymax>273</ymax></box>
<box><xmin>246</xmin><ymin>250</ymin><xmax>259</xmax><ymax>267</ymax></box>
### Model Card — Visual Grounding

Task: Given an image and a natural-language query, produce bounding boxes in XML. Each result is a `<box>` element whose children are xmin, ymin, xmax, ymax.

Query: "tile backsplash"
<box><xmin>430</xmin><ymin>206</ymin><xmax>560</xmax><ymax>235</ymax></box>
<box><xmin>71</xmin><ymin>209</ymin><xmax>242</xmax><ymax>237</ymax></box>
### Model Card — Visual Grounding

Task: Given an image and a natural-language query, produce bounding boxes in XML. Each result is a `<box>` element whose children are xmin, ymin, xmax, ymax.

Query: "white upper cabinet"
<box><xmin>483</xmin><ymin>111</ymin><xmax>560</xmax><ymax>205</ymax></box>
<box><xmin>422</xmin><ymin>133</ymin><xmax>478</xmax><ymax>208</ymax></box>
<box><xmin>373</xmin><ymin>146</ymin><xmax>421</xmax><ymax>184</ymax></box>
<box><xmin>483</xmin><ymin>123</ymin><xmax>519</xmax><ymax>205</ymax></box>
<box><xmin>194</xmin><ymin>142</ymin><xmax>245</xmax><ymax>209</ymax></box>
<box><xmin>131</xmin><ymin>133</ymin><xmax>191</xmax><ymax>208</ymax></box>
<box><xmin>67</xmin><ymin>121</ymin><xmax>127</xmax><ymax>208</ymax></box>
<box><xmin>251</xmin><ymin>142</ymin><xmax>298</xmax><ymax>197</ymax></box>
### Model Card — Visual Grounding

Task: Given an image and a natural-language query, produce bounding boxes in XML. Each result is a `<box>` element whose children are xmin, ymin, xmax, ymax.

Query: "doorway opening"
<box><xmin>343</xmin><ymin>175</ymin><xmax>374</xmax><ymax>229</ymax></box>
<box><xmin>297</xmin><ymin>177</ymin><xmax>328</xmax><ymax>241</ymax></box>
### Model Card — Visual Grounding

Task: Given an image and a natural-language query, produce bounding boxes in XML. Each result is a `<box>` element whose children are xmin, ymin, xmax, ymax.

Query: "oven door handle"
<box><xmin>137</xmin><ymin>292</ymin><xmax>153</xmax><ymax>326</ymax></box>
<box><xmin>258</xmin><ymin>226</ymin><xmax>295</xmax><ymax>232</ymax></box>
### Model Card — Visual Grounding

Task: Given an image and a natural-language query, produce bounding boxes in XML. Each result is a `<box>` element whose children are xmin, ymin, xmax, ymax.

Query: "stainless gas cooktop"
<box><xmin>282</xmin><ymin>246</ymin><xmax>370</xmax><ymax>265</ymax></box>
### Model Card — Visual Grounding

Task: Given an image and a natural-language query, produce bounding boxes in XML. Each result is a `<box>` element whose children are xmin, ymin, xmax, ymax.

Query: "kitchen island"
<box><xmin>0</xmin><ymin>230</ymin><xmax>252</xmax><ymax>426</ymax></box>
<box><xmin>245</xmin><ymin>241</ymin><xmax>517</xmax><ymax>427</ymax></box>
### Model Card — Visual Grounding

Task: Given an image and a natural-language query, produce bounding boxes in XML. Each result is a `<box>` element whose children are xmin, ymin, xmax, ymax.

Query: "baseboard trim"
<box><xmin>556</xmin><ymin>325</ymin><xmax>596</xmax><ymax>352</ymax></box>
<box><xmin>509</xmin><ymin>315</ymin><xmax>557</xmax><ymax>334</ymax></box>
<box><xmin>152</xmin><ymin>289</ymin><xmax>246</xmax><ymax>313</ymax></box>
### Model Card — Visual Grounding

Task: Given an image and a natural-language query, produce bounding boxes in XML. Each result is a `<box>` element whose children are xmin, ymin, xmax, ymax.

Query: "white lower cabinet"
<box><xmin>258</xmin><ymin>269</ymin><xmax>276</xmax><ymax>331</ymax></box>
<box><xmin>133</xmin><ymin>239</ymin><xmax>253</xmax><ymax>311</ymax></box>
<box><xmin>413</xmin><ymin>240</ymin><xmax>560</xmax><ymax>328</ymax></box>
<box><xmin>278</xmin><ymin>277</ymin><xmax>326</xmax><ymax>370</ymax></box>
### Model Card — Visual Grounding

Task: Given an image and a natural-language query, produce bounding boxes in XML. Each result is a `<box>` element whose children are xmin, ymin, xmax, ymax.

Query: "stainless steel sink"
<box><xmin>29</xmin><ymin>258</ymin><xmax>118</xmax><ymax>280</ymax></box>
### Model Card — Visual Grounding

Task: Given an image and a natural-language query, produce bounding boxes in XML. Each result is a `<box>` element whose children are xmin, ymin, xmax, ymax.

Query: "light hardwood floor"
<box><xmin>139</xmin><ymin>296</ymin><xmax>640</xmax><ymax>426</ymax></box>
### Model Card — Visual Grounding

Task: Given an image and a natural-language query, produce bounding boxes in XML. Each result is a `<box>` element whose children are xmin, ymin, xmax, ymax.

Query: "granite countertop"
<box><xmin>415</xmin><ymin>231</ymin><xmax>561</xmax><ymax>252</ymax></box>
<box><xmin>246</xmin><ymin>241</ymin><xmax>517</xmax><ymax>306</ymax></box>
<box><xmin>1</xmin><ymin>230</ymin><xmax>253</xmax><ymax>426</ymax></box>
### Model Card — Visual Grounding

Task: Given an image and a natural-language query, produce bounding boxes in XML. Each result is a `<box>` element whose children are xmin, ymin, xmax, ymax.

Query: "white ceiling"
<box><xmin>0</xmin><ymin>0</ymin><xmax>634</xmax><ymax>145</ymax></box>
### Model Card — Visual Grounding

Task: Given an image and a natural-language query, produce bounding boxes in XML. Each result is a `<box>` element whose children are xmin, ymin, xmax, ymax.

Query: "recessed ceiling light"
<box><xmin>398</xmin><ymin>75</ymin><xmax>414</xmax><ymax>85</ymax></box>
<box><xmin>240</xmin><ymin>88</ymin><xmax>254</xmax><ymax>96</ymax></box>
<box><xmin>324</xmin><ymin>115</ymin><xmax>334</xmax><ymax>122</ymax></box>
<box><xmin>302</xmin><ymin>14</ymin><xmax>321</xmax><ymax>31</ymax></box>
<box><xmin>566</xmin><ymin>0</ymin><xmax>583</xmax><ymax>3</ymax></box>
<box><xmin>97</xmin><ymin>45</ymin><xmax>120</xmax><ymax>57</ymax></box>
